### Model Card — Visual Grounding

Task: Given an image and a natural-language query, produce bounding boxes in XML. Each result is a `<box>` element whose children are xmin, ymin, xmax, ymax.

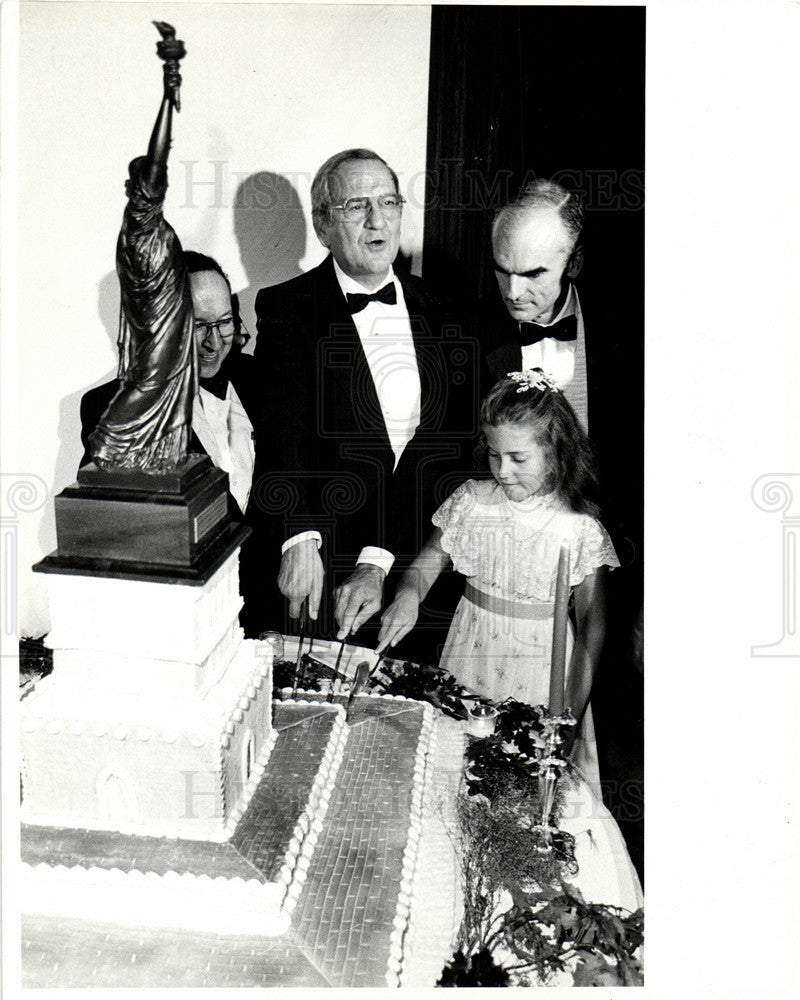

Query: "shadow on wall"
<box><xmin>233</xmin><ymin>172</ymin><xmax>307</xmax><ymax>343</ymax></box>
<box><xmin>55</xmin><ymin>173</ymin><xmax>307</xmax><ymax>508</ymax></box>
<box><xmin>97</xmin><ymin>269</ymin><xmax>122</xmax><ymax>352</ymax></box>
<box><xmin>43</xmin><ymin>270</ymin><xmax>121</xmax><ymax>567</ymax></box>
<box><xmin>55</xmin><ymin>271</ymin><xmax>119</xmax><ymax>481</ymax></box>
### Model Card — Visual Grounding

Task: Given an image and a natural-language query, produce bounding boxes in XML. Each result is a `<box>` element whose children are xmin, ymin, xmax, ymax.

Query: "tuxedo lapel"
<box><xmin>572</xmin><ymin>285</ymin><xmax>599</xmax><ymax>420</ymax></box>
<box><xmin>399</xmin><ymin>275</ymin><xmax>436</xmax><ymax>431</ymax></box>
<box><xmin>316</xmin><ymin>257</ymin><xmax>391</xmax><ymax>450</ymax></box>
<box><xmin>480</xmin><ymin>293</ymin><xmax>523</xmax><ymax>385</ymax></box>
<box><xmin>486</xmin><ymin>339</ymin><xmax>522</xmax><ymax>382</ymax></box>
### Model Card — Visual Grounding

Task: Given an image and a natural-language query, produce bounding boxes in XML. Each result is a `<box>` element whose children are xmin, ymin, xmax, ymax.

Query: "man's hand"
<box><xmin>376</xmin><ymin>589</ymin><xmax>420</xmax><ymax>654</ymax></box>
<box><xmin>333</xmin><ymin>564</ymin><xmax>386</xmax><ymax>640</ymax></box>
<box><xmin>277</xmin><ymin>539</ymin><xmax>324</xmax><ymax>620</ymax></box>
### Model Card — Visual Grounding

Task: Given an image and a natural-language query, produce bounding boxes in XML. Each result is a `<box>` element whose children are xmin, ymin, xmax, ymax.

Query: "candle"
<box><xmin>466</xmin><ymin>704</ymin><xmax>498</xmax><ymax>737</ymax></box>
<box><xmin>549</xmin><ymin>542</ymin><xmax>570</xmax><ymax>716</ymax></box>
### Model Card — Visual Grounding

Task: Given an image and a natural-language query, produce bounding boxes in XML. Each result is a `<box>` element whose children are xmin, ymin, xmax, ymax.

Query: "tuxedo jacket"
<box><xmin>482</xmin><ymin>282</ymin><xmax>602</xmax><ymax>405</ymax></box>
<box><xmin>249</xmin><ymin>255</ymin><xmax>479</xmax><ymax>577</ymax></box>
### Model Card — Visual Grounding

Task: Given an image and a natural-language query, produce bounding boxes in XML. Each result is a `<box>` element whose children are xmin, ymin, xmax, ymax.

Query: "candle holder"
<box><xmin>465</xmin><ymin>702</ymin><xmax>498</xmax><ymax>737</ymax></box>
<box><xmin>258</xmin><ymin>630</ymin><xmax>284</xmax><ymax>661</ymax></box>
<box><xmin>529</xmin><ymin>706</ymin><xmax>578</xmax><ymax>873</ymax></box>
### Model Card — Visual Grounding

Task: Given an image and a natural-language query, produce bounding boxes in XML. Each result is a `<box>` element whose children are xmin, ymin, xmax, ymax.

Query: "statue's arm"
<box><xmin>142</xmin><ymin>22</ymin><xmax>185</xmax><ymax>189</ymax></box>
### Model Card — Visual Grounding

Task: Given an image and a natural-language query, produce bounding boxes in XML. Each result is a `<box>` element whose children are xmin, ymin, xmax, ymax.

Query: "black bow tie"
<box><xmin>519</xmin><ymin>314</ymin><xmax>578</xmax><ymax>347</ymax></box>
<box><xmin>200</xmin><ymin>371</ymin><xmax>230</xmax><ymax>400</ymax></box>
<box><xmin>346</xmin><ymin>282</ymin><xmax>397</xmax><ymax>314</ymax></box>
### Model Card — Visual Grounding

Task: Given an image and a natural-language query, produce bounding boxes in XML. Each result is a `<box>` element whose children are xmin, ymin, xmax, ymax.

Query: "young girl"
<box><xmin>377</xmin><ymin>369</ymin><xmax>619</xmax><ymax>787</ymax></box>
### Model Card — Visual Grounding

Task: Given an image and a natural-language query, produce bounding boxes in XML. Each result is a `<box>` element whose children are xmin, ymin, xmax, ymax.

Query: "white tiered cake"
<box><xmin>21</xmin><ymin>549</ymin><xmax>275</xmax><ymax>842</ymax></box>
<box><xmin>20</xmin><ymin>540</ymin><xmax>459</xmax><ymax>985</ymax></box>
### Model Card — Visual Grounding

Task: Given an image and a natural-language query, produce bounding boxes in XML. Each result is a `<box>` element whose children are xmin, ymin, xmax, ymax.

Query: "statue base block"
<box><xmin>33</xmin><ymin>522</ymin><xmax>250</xmax><ymax>586</ymax></box>
<box><xmin>77</xmin><ymin>455</ymin><xmax>211</xmax><ymax>493</ymax></box>
<box><xmin>52</xmin><ymin>456</ymin><xmax>231</xmax><ymax>568</ymax></box>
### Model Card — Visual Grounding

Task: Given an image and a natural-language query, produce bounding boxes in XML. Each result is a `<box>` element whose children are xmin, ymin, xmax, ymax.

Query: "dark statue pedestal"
<box><xmin>34</xmin><ymin>455</ymin><xmax>250</xmax><ymax>586</ymax></box>
<box><xmin>76</xmin><ymin>455</ymin><xmax>213</xmax><ymax>494</ymax></box>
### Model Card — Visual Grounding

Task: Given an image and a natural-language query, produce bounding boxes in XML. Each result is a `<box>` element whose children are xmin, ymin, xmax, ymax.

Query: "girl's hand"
<box><xmin>376</xmin><ymin>590</ymin><xmax>420</xmax><ymax>654</ymax></box>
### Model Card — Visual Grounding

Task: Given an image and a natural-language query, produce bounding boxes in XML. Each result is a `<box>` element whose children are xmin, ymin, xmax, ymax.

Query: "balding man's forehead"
<box><xmin>493</xmin><ymin>205</ymin><xmax>573</xmax><ymax>254</ymax></box>
<box><xmin>329</xmin><ymin>159</ymin><xmax>397</xmax><ymax>196</ymax></box>
<box><xmin>495</xmin><ymin>202</ymin><xmax>565</xmax><ymax>233</ymax></box>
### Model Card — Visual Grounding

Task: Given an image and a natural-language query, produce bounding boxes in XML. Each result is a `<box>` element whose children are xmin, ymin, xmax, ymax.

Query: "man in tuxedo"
<box><xmin>80</xmin><ymin>253</ymin><xmax>257</xmax><ymax>522</ymax></box>
<box><xmin>483</xmin><ymin>176</ymin><xmax>644</xmax><ymax>530</ymax></box>
<box><xmin>483</xmin><ymin>179</ymin><xmax>639</xmax><ymax>529</ymax></box>
<box><xmin>484</xmin><ymin>179</ymin><xmax>590</xmax><ymax>427</ymax></box>
<box><xmin>80</xmin><ymin>252</ymin><xmax>265</xmax><ymax>631</ymax></box>
<box><xmin>249</xmin><ymin>148</ymin><xmax>475</xmax><ymax>645</ymax></box>
<box><xmin>484</xmin><ymin>179</ymin><xmax>643</xmax><ymax>702</ymax></box>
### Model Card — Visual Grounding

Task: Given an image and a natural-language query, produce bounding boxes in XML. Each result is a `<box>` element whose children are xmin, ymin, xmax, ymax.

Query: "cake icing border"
<box><xmin>277</xmin><ymin>705</ymin><xmax>349</xmax><ymax>916</ymax></box>
<box><xmin>222</xmin><ymin>725</ymin><xmax>279</xmax><ymax>836</ymax></box>
<box><xmin>20</xmin><ymin>858</ymin><xmax>289</xmax><ymax>937</ymax></box>
<box><xmin>278</xmin><ymin>689</ymin><xmax>425</xmax><ymax>704</ymax></box>
<box><xmin>398</xmin><ymin>715</ymin><xmax>468</xmax><ymax>986</ymax></box>
<box><xmin>385</xmin><ymin>701</ymin><xmax>436</xmax><ymax>988</ymax></box>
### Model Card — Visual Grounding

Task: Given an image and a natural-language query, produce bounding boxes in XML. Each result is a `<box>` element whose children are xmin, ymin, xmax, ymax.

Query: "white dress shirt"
<box><xmin>193</xmin><ymin>383</ymin><xmax>255</xmax><ymax>515</ymax></box>
<box><xmin>282</xmin><ymin>262</ymin><xmax>422</xmax><ymax>577</ymax></box>
<box><xmin>520</xmin><ymin>284</ymin><xmax>588</xmax><ymax>429</ymax></box>
<box><xmin>332</xmin><ymin>259</ymin><xmax>421</xmax><ymax>468</ymax></box>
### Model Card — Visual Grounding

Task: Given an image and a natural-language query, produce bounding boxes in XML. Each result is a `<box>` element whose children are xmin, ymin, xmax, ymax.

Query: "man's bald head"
<box><xmin>492</xmin><ymin>180</ymin><xmax>584</xmax><ymax>325</ymax></box>
<box><xmin>493</xmin><ymin>180</ymin><xmax>583</xmax><ymax>272</ymax></box>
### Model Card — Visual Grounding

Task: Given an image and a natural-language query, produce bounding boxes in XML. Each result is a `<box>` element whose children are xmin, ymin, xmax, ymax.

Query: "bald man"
<box><xmin>484</xmin><ymin>179</ymin><xmax>589</xmax><ymax>428</ymax></box>
<box><xmin>483</xmin><ymin>179</ymin><xmax>644</xmax><ymax>688</ymax></box>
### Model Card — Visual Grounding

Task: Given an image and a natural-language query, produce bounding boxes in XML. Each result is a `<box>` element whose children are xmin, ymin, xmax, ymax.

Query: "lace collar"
<box><xmin>478</xmin><ymin>480</ymin><xmax>563</xmax><ymax>513</ymax></box>
<box><xmin>508</xmin><ymin>488</ymin><xmax>561</xmax><ymax>510</ymax></box>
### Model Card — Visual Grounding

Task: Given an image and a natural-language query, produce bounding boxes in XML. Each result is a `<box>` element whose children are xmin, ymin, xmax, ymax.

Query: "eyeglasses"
<box><xmin>328</xmin><ymin>194</ymin><xmax>406</xmax><ymax>223</ymax></box>
<box><xmin>194</xmin><ymin>317</ymin><xmax>236</xmax><ymax>342</ymax></box>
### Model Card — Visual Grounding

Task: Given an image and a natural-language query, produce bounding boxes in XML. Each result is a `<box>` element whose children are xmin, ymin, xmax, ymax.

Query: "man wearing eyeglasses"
<box><xmin>250</xmin><ymin>148</ymin><xmax>475</xmax><ymax>647</ymax></box>
<box><xmin>80</xmin><ymin>252</ymin><xmax>258</xmax><ymax>519</ymax></box>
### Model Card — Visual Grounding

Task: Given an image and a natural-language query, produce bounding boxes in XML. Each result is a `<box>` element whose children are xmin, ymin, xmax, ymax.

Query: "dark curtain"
<box><xmin>423</xmin><ymin>4</ymin><xmax>645</xmax><ymax>878</ymax></box>
<box><xmin>423</xmin><ymin>1</ymin><xmax>644</xmax><ymax>575</ymax></box>
<box><xmin>423</xmin><ymin>5</ymin><xmax>644</xmax><ymax>300</ymax></box>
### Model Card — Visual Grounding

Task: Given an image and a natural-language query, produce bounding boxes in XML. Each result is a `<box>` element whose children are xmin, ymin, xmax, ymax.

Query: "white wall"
<box><xmin>15</xmin><ymin>2</ymin><xmax>431</xmax><ymax>638</ymax></box>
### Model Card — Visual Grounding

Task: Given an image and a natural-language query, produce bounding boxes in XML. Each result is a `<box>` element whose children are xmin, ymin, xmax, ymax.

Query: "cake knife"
<box><xmin>327</xmin><ymin>638</ymin><xmax>347</xmax><ymax>703</ymax></box>
<box><xmin>290</xmin><ymin>599</ymin><xmax>308</xmax><ymax>700</ymax></box>
<box><xmin>369</xmin><ymin>650</ymin><xmax>386</xmax><ymax>680</ymax></box>
<box><xmin>345</xmin><ymin>660</ymin><xmax>371</xmax><ymax>722</ymax></box>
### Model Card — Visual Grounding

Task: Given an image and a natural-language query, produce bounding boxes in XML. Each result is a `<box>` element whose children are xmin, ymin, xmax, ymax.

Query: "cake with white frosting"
<box><xmin>20</xmin><ymin>571</ymin><xmax>457</xmax><ymax>988</ymax></box>
<box><xmin>21</xmin><ymin>691</ymin><xmax>457</xmax><ymax>987</ymax></box>
<box><xmin>20</xmin><ymin>464</ymin><xmax>462</xmax><ymax>984</ymax></box>
<box><xmin>22</xmin><ymin>699</ymin><xmax>350</xmax><ymax>940</ymax></box>
<box><xmin>21</xmin><ymin>550</ymin><xmax>276</xmax><ymax>842</ymax></box>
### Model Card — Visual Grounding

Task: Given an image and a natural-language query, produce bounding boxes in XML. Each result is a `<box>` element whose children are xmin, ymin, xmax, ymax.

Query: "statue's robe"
<box><xmin>90</xmin><ymin>156</ymin><xmax>196</xmax><ymax>471</ymax></box>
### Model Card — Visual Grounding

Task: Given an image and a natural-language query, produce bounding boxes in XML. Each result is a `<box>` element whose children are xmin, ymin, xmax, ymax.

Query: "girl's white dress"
<box><xmin>433</xmin><ymin>479</ymin><xmax>619</xmax><ymax>789</ymax></box>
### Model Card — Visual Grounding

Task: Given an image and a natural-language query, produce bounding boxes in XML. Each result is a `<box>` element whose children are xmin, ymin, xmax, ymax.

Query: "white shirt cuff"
<box><xmin>356</xmin><ymin>547</ymin><xmax>395</xmax><ymax>575</ymax></box>
<box><xmin>281</xmin><ymin>531</ymin><xmax>323</xmax><ymax>555</ymax></box>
